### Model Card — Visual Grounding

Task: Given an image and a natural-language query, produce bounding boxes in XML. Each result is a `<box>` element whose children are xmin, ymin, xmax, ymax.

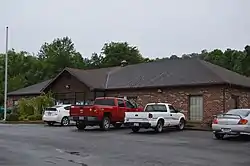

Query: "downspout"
<box><xmin>223</xmin><ymin>87</ymin><xmax>226</xmax><ymax>113</ymax></box>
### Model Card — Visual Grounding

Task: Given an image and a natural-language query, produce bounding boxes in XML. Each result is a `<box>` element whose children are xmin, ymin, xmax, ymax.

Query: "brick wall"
<box><xmin>106</xmin><ymin>85</ymin><xmax>250</xmax><ymax>126</ymax></box>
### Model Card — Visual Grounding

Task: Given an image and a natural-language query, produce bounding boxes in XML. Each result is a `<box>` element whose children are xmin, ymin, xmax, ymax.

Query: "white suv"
<box><xmin>42</xmin><ymin>104</ymin><xmax>71</xmax><ymax>126</ymax></box>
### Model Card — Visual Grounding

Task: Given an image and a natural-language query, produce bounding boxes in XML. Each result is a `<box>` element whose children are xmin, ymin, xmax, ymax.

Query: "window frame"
<box><xmin>168</xmin><ymin>105</ymin><xmax>177</xmax><ymax>113</ymax></box>
<box><xmin>117</xmin><ymin>99</ymin><xmax>125</xmax><ymax>107</ymax></box>
<box><xmin>189</xmin><ymin>95</ymin><xmax>203</xmax><ymax>121</ymax></box>
<box><xmin>125</xmin><ymin>100</ymin><xmax>135</xmax><ymax>108</ymax></box>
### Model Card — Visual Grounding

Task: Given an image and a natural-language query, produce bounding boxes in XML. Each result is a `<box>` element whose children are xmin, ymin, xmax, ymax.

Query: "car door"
<box><xmin>63</xmin><ymin>106</ymin><xmax>71</xmax><ymax>117</ymax></box>
<box><xmin>169</xmin><ymin>105</ymin><xmax>180</xmax><ymax>125</ymax></box>
<box><xmin>125</xmin><ymin>100</ymin><xmax>138</xmax><ymax>112</ymax></box>
<box><xmin>117</xmin><ymin>99</ymin><xmax>127</xmax><ymax>122</ymax></box>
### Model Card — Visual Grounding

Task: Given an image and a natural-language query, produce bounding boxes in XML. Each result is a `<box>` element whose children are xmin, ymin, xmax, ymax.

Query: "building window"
<box><xmin>13</xmin><ymin>100</ymin><xmax>18</xmax><ymax>106</ymax></box>
<box><xmin>189</xmin><ymin>95</ymin><xmax>203</xmax><ymax>121</ymax></box>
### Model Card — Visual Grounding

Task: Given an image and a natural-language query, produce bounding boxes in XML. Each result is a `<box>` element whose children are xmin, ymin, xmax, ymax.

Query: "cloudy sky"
<box><xmin>0</xmin><ymin>0</ymin><xmax>249</xmax><ymax>58</ymax></box>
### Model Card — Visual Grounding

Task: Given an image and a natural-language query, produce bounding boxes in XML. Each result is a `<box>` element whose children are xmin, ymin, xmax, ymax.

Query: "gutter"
<box><xmin>223</xmin><ymin>87</ymin><xmax>226</xmax><ymax>113</ymax></box>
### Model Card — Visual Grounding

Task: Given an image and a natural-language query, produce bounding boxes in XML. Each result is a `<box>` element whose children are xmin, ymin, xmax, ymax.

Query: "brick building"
<box><xmin>7</xmin><ymin>59</ymin><xmax>250</xmax><ymax>125</ymax></box>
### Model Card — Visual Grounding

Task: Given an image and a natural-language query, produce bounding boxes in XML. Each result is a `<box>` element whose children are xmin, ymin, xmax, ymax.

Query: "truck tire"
<box><xmin>76</xmin><ymin>121</ymin><xmax>86</xmax><ymax>130</ymax></box>
<box><xmin>214</xmin><ymin>133</ymin><xmax>224</xmax><ymax>140</ymax></box>
<box><xmin>113</xmin><ymin>123</ymin><xmax>122</xmax><ymax>129</ymax></box>
<box><xmin>100</xmin><ymin>117</ymin><xmax>111</xmax><ymax>131</ymax></box>
<box><xmin>177</xmin><ymin>118</ymin><xmax>185</xmax><ymax>130</ymax></box>
<box><xmin>131</xmin><ymin>127</ymin><xmax>140</xmax><ymax>133</ymax></box>
<box><xmin>155</xmin><ymin>120</ymin><xmax>163</xmax><ymax>133</ymax></box>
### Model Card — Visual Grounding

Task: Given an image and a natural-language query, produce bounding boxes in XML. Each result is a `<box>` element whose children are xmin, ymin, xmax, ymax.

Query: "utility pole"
<box><xmin>3</xmin><ymin>26</ymin><xmax>9</xmax><ymax>121</ymax></box>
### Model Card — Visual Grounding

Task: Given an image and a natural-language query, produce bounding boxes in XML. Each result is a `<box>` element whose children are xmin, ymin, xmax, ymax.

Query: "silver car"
<box><xmin>212</xmin><ymin>109</ymin><xmax>250</xmax><ymax>139</ymax></box>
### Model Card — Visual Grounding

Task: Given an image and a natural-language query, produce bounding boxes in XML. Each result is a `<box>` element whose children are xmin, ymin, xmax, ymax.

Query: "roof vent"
<box><xmin>121</xmin><ymin>60</ymin><xmax>128</xmax><ymax>67</ymax></box>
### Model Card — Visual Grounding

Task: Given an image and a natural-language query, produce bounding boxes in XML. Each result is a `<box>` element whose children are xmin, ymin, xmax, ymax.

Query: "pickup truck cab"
<box><xmin>124</xmin><ymin>103</ymin><xmax>186</xmax><ymax>133</ymax></box>
<box><xmin>70</xmin><ymin>97</ymin><xmax>143</xmax><ymax>130</ymax></box>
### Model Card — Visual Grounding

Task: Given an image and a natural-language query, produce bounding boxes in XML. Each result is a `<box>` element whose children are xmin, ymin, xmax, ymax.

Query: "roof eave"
<box><xmin>104</xmin><ymin>82</ymin><xmax>228</xmax><ymax>91</ymax></box>
<box><xmin>7</xmin><ymin>92</ymin><xmax>42</xmax><ymax>97</ymax></box>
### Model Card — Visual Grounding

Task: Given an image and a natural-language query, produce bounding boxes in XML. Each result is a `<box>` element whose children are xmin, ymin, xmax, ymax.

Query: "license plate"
<box><xmin>134</xmin><ymin>123</ymin><xmax>139</xmax><ymax>126</ymax></box>
<box><xmin>79</xmin><ymin>116</ymin><xmax>85</xmax><ymax>120</ymax></box>
<box><xmin>222</xmin><ymin>128</ymin><xmax>231</xmax><ymax>132</ymax></box>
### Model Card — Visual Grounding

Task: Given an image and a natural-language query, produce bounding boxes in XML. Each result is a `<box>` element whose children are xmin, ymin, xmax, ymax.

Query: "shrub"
<box><xmin>27</xmin><ymin>114</ymin><xmax>42</xmax><ymax>121</ymax></box>
<box><xmin>17</xmin><ymin>93</ymin><xmax>54</xmax><ymax>119</ymax></box>
<box><xmin>6</xmin><ymin>113</ymin><xmax>19</xmax><ymax>121</ymax></box>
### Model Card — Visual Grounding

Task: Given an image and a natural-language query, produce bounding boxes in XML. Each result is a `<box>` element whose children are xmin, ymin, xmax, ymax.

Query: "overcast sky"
<box><xmin>0</xmin><ymin>0</ymin><xmax>249</xmax><ymax>58</ymax></box>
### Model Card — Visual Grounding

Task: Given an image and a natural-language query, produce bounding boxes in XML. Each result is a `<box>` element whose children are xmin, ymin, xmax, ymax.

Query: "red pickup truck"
<box><xmin>70</xmin><ymin>97</ymin><xmax>143</xmax><ymax>130</ymax></box>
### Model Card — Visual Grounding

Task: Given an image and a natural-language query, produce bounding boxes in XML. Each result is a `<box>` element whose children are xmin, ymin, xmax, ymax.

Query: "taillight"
<box><xmin>212</xmin><ymin>118</ymin><xmax>218</xmax><ymax>124</ymax></box>
<box><xmin>148</xmin><ymin>113</ymin><xmax>153</xmax><ymax>118</ymax></box>
<box><xmin>238</xmin><ymin>119</ymin><xmax>248</xmax><ymax>125</ymax></box>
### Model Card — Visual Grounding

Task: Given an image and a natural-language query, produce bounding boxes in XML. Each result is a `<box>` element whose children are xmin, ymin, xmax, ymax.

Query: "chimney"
<box><xmin>121</xmin><ymin>60</ymin><xmax>128</xmax><ymax>67</ymax></box>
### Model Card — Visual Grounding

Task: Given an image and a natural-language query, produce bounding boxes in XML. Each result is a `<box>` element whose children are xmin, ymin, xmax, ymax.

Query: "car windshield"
<box><xmin>94</xmin><ymin>99</ymin><xmax>115</xmax><ymax>106</ymax></box>
<box><xmin>226</xmin><ymin>109</ymin><xmax>250</xmax><ymax>117</ymax></box>
<box><xmin>145</xmin><ymin>104</ymin><xmax>167</xmax><ymax>112</ymax></box>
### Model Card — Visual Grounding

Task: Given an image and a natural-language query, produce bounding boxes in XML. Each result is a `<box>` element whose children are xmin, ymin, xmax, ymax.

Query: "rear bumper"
<box><xmin>212</xmin><ymin>124</ymin><xmax>250</xmax><ymax>135</ymax></box>
<box><xmin>42</xmin><ymin>115</ymin><xmax>60</xmax><ymax>123</ymax></box>
<box><xmin>124</xmin><ymin>122</ymin><xmax>152</xmax><ymax>128</ymax></box>
<box><xmin>69</xmin><ymin>116</ymin><xmax>101</xmax><ymax>125</ymax></box>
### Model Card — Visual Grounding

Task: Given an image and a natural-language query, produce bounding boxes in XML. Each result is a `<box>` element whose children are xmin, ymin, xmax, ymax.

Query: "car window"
<box><xmin>145</xmin><ymin>104</ymin><xmax>167</xmax><ymax>112</ymax></box>
<box><xmin>118</xmin><ymin>99</ymin><xmax>125</xmax><ymax>107</ymax></box>
<box><xmin>64</xmin><ymin>106</ymin><xmax>71</xmax><ymax>110</ymax></box>
<box><xmin>94</xmin><ymin>99</ymin><xmax>115</xmax><ymax>106</ymax></box>
<box><xmin>45</xmin><ymin>107</ymin><xmax>57</xmax><ymax>111</ymax></box>
<box><xmin>125</xmin><ymin>101</ymin><xmax>134</xmax><ymax>108</ymax></box>
<box><xmin>169</xmin><ymin>105</ymin><xmax>176</xmax><ymax>113</ymax></box>
<box><xmin>226</xmin><ymin>109</ymin><xmax>250</xmax><ymax>117</ymax></box>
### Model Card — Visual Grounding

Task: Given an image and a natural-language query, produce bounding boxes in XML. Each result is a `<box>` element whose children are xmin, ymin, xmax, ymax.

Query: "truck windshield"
<box><xmin>94</xmin><ymin>99</ymin><xmax>115</xmax><ymax>106</ymax></box>
<box><xmin>145</xmin><ymin>104</ymin><xmax>167</xmax><ymax>112</ymax></box>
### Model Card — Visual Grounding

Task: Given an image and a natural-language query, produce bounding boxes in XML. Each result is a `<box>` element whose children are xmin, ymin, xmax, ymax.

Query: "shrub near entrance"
<box><xmin>8</xmin><ymin>93</ymin><xmax>55</xmax><ymax>121</ymax></box>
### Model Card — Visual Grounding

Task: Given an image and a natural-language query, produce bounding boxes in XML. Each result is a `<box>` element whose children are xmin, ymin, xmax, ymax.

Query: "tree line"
<box><xmin>0</xmin><ymin>36</ymin><xmax>249</xmax><ymax>105</ymax></box>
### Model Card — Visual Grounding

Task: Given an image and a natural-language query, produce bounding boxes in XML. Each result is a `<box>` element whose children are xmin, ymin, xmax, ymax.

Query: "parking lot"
<box><xmin>0</xmin><ymin>124</ymin><xmax>250</xmax><ymax>166</ymax></box>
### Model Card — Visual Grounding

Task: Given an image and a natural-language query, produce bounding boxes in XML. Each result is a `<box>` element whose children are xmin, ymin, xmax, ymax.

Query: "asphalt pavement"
<box><xmin>0</xmin><ymin>124</ymin><xmax>250</xmax><ymax>166</ymax></box>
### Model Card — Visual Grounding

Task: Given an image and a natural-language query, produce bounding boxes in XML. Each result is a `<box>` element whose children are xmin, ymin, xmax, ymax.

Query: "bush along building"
<box><xmin>7</xmin><ymin>58</ymin><xmax>250</xmax><ymax>126</ymax></box>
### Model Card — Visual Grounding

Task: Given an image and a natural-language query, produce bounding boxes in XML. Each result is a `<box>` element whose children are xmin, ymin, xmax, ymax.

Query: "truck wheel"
<box><xmin>76</xmin><ymin>121</ymin><xmax>86</xmax><ymax>130</ymax></box>
<box><xmin>100</xmin><ymin>117</ymin><xmax>110</xmax><ymax>131</ymax></box>
<box><xmin>214</xmin><ymin>133</ymin><xmax>224</xmax><ymax>140</ymax></box>
<box><xmin>132</xmin><ymin>127</ymin><xmax>140</xmax><ymax>133</ymax></box>
<box><xmin>155</xmin><ymin>120</ymin><xmax>163</xmax><ymax>133</ymax></box>
<box><xmin>114</xmin><ymin>123</ymin><xmax>122</xmax><ymax>129</ymax></box>
<box><xmin>177</xmin><ymin>119</ymin><xmax>185</xmax><ymax>130</ymax></box>
<box><xmin>61</xmin><ymin>117</ymin><xmax>70</xmax><ymax>126</ymax></box>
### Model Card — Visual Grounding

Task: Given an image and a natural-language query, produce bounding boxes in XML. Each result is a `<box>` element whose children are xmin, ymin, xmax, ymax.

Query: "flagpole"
<box><xmin>3</xmin><ymin>26</ymin><xmax>9</xmax><ymax>121</ymax></box>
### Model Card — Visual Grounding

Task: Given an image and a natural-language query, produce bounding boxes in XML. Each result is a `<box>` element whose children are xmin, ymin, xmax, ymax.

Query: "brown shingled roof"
<box><xmin>8</xmin><ymin>58</ymin><xmax>250</xmax><ymax>96</ymax></box>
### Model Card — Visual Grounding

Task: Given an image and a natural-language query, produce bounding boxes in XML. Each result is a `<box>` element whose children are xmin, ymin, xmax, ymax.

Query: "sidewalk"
<box><xmin>185</xmin><ymin>123</ymin><xmax>212</xmax><ymax>131</ymax></box>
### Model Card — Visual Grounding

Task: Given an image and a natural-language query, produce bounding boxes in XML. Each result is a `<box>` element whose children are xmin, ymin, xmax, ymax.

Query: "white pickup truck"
<box><xmin>124</xmin><ymin>103</ymin><xmax>186</xmax><ymax>133</ymax></box>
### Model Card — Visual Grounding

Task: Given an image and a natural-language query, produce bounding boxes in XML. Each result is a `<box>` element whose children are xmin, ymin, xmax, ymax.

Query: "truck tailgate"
<box><xmin>70</xmin><ymin>105</ymin><xmax>93</xmax><ymax>116</ymax></box>
<box><xmin>125</xmin><ymin>112</ymin><xmax>149</xmax><ymax>121</ymax></box>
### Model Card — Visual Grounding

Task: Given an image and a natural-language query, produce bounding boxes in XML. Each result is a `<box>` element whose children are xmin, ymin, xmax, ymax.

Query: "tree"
<box><xmin>100</xmin><ymin>42</ymin><xmax>145</xmax><ymax>67</ymax></box>
<box><xmin>38</xmin><ymin>36</ymin><xmax>86</xmax><ymax>78</ymax></box>
<box><xmin>85</xmin><ymin>52</ymin><xmax>104</xmax><ymax>69</ymax></box>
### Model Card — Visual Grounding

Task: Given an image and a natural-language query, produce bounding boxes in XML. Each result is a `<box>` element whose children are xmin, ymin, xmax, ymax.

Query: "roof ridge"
<box><xmin>198</xmin><ymin>59</ymin><xmax>230</xmax><ymax>83</ymax></box>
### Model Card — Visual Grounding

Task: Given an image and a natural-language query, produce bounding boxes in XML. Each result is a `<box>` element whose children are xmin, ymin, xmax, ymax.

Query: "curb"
<box><xmin>185</xmin><ymin>127</ymin><xmax>212</xmax><ymax>131</ymax></box>
<box><xmin>0</xmin><ymin>121</ymin><xmax>44</xmax><ymax>124</ymax></box>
